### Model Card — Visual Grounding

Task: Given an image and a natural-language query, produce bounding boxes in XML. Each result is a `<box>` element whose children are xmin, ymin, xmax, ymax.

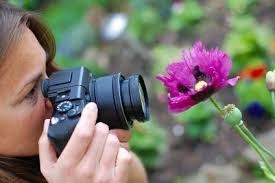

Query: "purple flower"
<box><xmin>157</xmin><ymin>41</ymin><xmax>239</xmax><ymax>113</ymax></box>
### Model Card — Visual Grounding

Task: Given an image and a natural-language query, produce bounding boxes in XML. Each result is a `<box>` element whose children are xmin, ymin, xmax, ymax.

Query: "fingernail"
<box><xmin>85</xmin><ymin>102</ymin><xmax>98</xmax><ymax>112</ymax></box>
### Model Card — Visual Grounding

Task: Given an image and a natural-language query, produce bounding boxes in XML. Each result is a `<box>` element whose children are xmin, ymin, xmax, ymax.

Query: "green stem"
<box><xmin>209</xmin><ymin>97</ymin><xmax>223</xmax><ymax>115</ymax></box>
<box><xmin>272</xmin><ymin>91</ymin><xmax>275</xmax><ymax>111</ymax></box>
<box><xmin>239</xmin><ymin>122</ymin><xmax>275</xmax><ymax>160</ymax></box>
<box><xmin>234</xmin><ymin>125</ymin><xmax>275</xmax><ymax>175</ymax></box>
<box><xmin>209</xmin><ymin>97</ymin><xmax>275</xmax><ymax>175</ymax></box>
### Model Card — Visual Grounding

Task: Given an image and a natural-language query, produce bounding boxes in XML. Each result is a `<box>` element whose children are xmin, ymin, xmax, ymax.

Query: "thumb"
<box><xmin>38</xmin><ymin>119</ymin><xmax>57</xmax><ymax>170</ymax></box>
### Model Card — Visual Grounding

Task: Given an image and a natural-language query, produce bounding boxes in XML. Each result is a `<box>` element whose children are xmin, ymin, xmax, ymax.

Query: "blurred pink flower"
<box><xmin>157</xmin><ymin>41</ymin><xmax>239</xmax><ymax>113</ymax></box>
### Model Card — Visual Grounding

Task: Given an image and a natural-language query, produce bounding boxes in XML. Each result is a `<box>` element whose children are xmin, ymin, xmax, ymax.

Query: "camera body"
<box><xmin>41</xmin><ymin>67</ymin><xmax>149</xmax><ymax>154</ymax></box>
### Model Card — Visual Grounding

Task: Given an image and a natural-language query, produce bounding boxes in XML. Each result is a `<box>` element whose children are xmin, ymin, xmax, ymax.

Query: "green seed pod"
<box><xmin>266</xmin><ymin>70</ymin><xmax>275</xmax><ymax>91</ymax></box>
<box><xmin>223</xmin><ymin>104</ymin><xmax>242</xmax><ymax>126</ymax></box>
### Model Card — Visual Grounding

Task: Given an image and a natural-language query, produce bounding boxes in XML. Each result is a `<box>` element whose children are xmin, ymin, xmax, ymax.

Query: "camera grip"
<box><xmin>48</xmin><ymin>99</ymin><xmax>86</xmax><ymax>154</ymax></box>
<box><xmin>48</xmin><ymin>118</ymin><xmax>79</xmax><ymax>155</ymax></box>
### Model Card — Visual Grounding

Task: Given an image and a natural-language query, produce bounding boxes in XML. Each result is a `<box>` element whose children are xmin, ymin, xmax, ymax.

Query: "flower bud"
<box><xmin>223</xmin><ymin>104</ymin><xmax>242</xmax><ymax>126</ymax></box>
<box><xmin>266</xmin><ymin>70</ymin><xmax>275</xmax><ymax>91</ymax></box>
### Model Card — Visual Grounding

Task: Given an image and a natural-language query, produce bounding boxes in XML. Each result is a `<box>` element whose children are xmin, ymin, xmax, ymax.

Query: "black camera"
<box><xmin>41</xmin><ymin>67</ymin><xmax>149</xmax><ymax>154</ymax></box>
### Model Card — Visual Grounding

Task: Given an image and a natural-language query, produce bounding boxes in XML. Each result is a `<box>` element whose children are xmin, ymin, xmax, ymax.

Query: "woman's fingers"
<box><xmin>114</xmin><ymin>148</ymin><xmax>132</xmax><ymax>183</ymax></box>
<box><xmin>94</xmin><ymin>134</ymin><xmax>120</xmax><ymax>182</ymax></box>
<box><xmin>38</xmin><ymin>119</ymin><xmax>57</xmax><ymax>174</ymax></box>
<box><xmin>110</xmin><ymin>129</ymin><xmax>130</xmax><ymax>150</ymax></box>
<box><xmin>58</xmin><ymin>102</ymin><xmax>98</xmax><ymax>166</ymax></box>
<box><xmin>110</xmin><ymin>129</ymin><xmax>131</xmax><ymax>142</ymax></box>
<box><xmin>100</xmin><ymin>134</ymin><xmax>120</xmax><ymax>167</ymax></box>
<box><xmin>78</xmin><ymin>122</ymin><xmax>109</xmax><ymax>171</ymax></box>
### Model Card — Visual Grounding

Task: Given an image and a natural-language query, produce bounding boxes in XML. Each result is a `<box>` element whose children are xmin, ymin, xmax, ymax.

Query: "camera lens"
<box><xmin>126</xmin><ymin>75</ymin><xmax>149</xmax><ymax>122</ymax></box>
<box><xmin>139</xmin><ymin>83</ymin><xmax>146</xmax><ymax>115</ymax></box>
<box><xmin>90</xmin><ymin>73</ymin><xmax>149</xmax><ymax>129</ymax></box>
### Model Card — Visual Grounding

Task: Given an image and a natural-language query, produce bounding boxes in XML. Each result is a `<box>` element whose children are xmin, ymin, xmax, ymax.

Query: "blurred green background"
<box><xmin>9</xmin><ymin>0</ymin><xmax>275</xmax><ymax>182</ymax></box>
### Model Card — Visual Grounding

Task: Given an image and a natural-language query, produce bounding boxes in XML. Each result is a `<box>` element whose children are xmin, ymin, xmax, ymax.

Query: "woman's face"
<box><xmin>0</xmin><ymin>27</ymin><xmax>53</xmax><ymax>156</ymax></box>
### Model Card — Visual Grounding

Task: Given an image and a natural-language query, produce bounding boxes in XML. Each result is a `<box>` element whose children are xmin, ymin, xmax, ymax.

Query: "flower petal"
<box><xmin>166</xmin><ymin>62</ymin><xmax>196</xmax><ymax>88</ymax></box>
<box><xmin>188</xmin><ymin>41</ymin><xmax>232</xmax><ymax>80</ymax></box>
<box><xmin>227</xmin><ymin>76</ymin><xmax>240</xmax><ymax>86</ymax></box>
<box><xmin>168</xmin><ymin>94</ymin><xmax>196</xmax><ymax>112</ymax></box>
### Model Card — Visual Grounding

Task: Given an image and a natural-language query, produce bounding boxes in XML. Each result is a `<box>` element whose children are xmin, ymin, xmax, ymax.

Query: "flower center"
<box><xmin>193</xmin><ymin>66</ymin><xmax>208</xmax><ymax>81</ymax></box>
<box><xmin>177</xmin><ymin>84</ymin><xmax>189</xmax><ymax>93</ymax></box>
<box><xmin>195</xmin><ymin>81</ymin><xmax>207</xmax><ymax>91</ymax></box>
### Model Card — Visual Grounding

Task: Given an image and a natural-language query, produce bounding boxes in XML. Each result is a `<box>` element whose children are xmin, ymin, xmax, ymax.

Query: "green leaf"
<box><xmin>174</xmin><ymin>101</ymin><xmax>216</xmax><ymax>122</ymax></box>
<box><xmin>129</xmin><ymin>115</ymin><xmax>168</xmax><ymax>169</ymax></box>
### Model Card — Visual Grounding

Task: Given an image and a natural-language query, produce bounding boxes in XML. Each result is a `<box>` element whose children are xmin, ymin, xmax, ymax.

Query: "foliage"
<box><xmin>90</xmin><ymin>0</ymin><xmax>129</xmax><ymax>12</ymax></box>
<box><xmin>167</xmin><ymin>0</ymin><xmax>205</xmax><ymax>32</ymax></box>
<box><xmin>130</xmin><ymin>115</ymin><xmax>168</xmax><ymax>169</ymax></box>
<box><xmin>173</xmin><ymin>176</ymin><xmax>187</xmax><ymax>183</ymax></box>
<box><xmin>128</xmin><ymin>6</ymin><xmax>165</xmax><ymax>45</ymax></box>
<box><xmin>41</xmin><ymin>0</ymin><xmax>95</xmax><ymax>43</ymax></box>
<box><xmin>56</xmin><ymin>19</ymin><xmax>96</xmax><ymax>57</ymax></box>
<box><xmin>226</xmin><ymin>0</ymin><xmax>257</xmax><ymax>15</ymax></box>
<box><xmin>9</xmin><ymin>0</ymin><xmax>41</xmax><ymax>10</ymax></box>
<box><xmin>55</xmin><ymin>53</ymin><xmax>106</xmax><ymax>76</ymax></box>
<box><xmin>249</xmin><ymin>163</ymin><xmax>266</xmax><ymax>179</ymax></box>
<box><xmin>223</xmin><ymin>15</ymin><xmax>273</xmax><ymax>74</ymax></box>
<box><xmin>128</xmin><ymin>0</ymin><xmax>205</xmax><ymax>45</ymax></box>
<box><xmin>174</xmin><ymin>101</ymin><xmax>218</xmax><ymax>143</ymax></box>
<box><xmin>151</xmin><ymin>45</ymin><xmax>181</xmax><ymax>95</ymax></box>
<box><xmin>234</xmin><ymin>78</ymin><xmax>275</xmax><ymax>117</ymax></box>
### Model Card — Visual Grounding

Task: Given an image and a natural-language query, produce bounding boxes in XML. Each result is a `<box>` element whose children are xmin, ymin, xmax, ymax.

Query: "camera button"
<box><xmin>51</xmin><ymin>117</ymin><xmax>60</xmax><ymax>125</ymax></box>
<box><xmin>67</xmin><ymin>108</ymin><xmax>78</xmax><ymax>118</ymax></box>
<box><xmin>60</xmin><ymin>117</ymin><xmax>66</xmax><ymax>121</ymax></box>
<box><xmin>56</xmin><ymin>101</ymin><xmax>73</xmax><ymax>112</ymax></box>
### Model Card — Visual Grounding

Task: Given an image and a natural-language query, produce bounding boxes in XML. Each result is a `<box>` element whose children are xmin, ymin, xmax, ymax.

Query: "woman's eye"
<box><xmin>26</xmin><ymin>85</ymin><xmax>38</xmax><ymax>101</ymax></box>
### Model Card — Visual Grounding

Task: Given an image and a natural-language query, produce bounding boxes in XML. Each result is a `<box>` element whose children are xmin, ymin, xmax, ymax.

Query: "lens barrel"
<box><xmin>90</xmin><ymin>73</ymin><xmax>149</xmax><ymax>129</ymax></box>
<box><xmin>121</xmin><ymin>75</ymin><xmax>149</xmax><ymax>121</ymax></box>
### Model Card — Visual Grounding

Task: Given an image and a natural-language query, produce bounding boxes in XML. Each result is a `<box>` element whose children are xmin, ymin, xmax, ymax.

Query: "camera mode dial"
<box><xmin>56</xmin><ymin>101</ymin><xmax>73</xmax><ymax>112</ymax></box>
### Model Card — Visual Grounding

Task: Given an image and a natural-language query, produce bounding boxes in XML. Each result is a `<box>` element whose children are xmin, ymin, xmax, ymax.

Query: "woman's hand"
<box><xmin>109</xmin><ymin>129</ymin><xmax>131</xmax><ymax>150</ymax></box>
<box><xmin>39</xmin><ymin>102</ymin><xmax>132</xmax><ymax>183</ymax></box>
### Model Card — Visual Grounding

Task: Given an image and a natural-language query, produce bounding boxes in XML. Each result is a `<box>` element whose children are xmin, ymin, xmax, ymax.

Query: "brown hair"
<box><xmin>0</xmin><ymin>1</ymin><xmax>58</xmax><ymax>182</ymax></box>
<box><xmin>0</xmin><ymin>0</ymin><xmax>58</xmax><ymax>74</ymax></box>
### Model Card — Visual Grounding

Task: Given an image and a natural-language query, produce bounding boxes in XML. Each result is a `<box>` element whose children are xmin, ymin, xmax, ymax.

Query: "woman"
<box><xmin>0</xmin><ymin>1</ymin><xmax>147</xmax><ymax>182</ymax></box>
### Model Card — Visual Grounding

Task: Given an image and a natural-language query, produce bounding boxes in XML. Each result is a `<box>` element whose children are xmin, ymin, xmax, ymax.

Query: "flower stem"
<box><xmin>272</xmin><ymin>91</ymin><xmax>275</xmax><ymax>111</ymax></box>
<box><xmin>239</xmin><ymin>122</ymin><xmax>275</xmax><ymax>160</ymax></box>
<box><xmin>209</xmin><ymin>98</ymin><xmax>275</xmax><ymax>177</ymax></box>
<box><xmin>234</xmin><ymin>125</ymin><xmax>275</xmax><ymax>175</ymax></box>
<box><xmin>209</xmin><ymin>97</ymin><xmax>223</xmax><ymax>115</ymax></box>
